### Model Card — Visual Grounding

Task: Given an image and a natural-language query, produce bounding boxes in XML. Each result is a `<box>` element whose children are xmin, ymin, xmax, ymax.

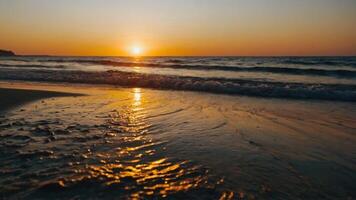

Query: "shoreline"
<box><xmin>0</xmin><ymin>80</ymin><xmax>355</xmax><ymax>199</ymax></box>
<box><xmin>0</xmin><ymin>69</ymin><xmax>355</xmax><ymax>102</ymax></box>
<box><xmin>0</xmin><ymin>84</ymin><xmax>82</xmax><ymax>114</ymax></box>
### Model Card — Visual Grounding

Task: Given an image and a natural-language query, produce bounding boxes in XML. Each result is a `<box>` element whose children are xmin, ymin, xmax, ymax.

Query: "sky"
<box><xmin>0</xmin><ymin>0</ymin><xmax>356</xmax><ymax>56</ymax></box>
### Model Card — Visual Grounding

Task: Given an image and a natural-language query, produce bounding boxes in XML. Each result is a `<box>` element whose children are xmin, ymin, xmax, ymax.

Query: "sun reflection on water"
<box><xmin>133</xmin><ymin>88</ymin><xmax>142</xmax><ymax>107</ymax></box>
<box><xmin>50</xmin><ymin>89</ymin><xmax>224</xmax><ymax>199</ymax></box>
<box><xmin>133</xmin><ymin>66</ymin><xmax>141</xmax><ymax>73</ymax></box>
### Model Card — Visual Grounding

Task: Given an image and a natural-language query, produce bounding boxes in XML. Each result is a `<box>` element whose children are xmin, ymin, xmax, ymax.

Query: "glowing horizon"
<box><xmin>1</xmin><ymin>0</ymin><xmax>356</xmax><ymax>56</ymax></box>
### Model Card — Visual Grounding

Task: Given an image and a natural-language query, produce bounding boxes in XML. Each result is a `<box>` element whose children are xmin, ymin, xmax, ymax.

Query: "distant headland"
<box><xmin>0</xmin><ymin>49</ymin><xmax>16</xmax><ymax>56</ymax></box>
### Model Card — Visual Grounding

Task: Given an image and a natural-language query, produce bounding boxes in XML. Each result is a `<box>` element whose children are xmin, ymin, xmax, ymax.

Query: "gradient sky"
<box><xmin>1</xmin><ymin>0</ymin><xmax>356</xmax><ymax>56</ymax></box>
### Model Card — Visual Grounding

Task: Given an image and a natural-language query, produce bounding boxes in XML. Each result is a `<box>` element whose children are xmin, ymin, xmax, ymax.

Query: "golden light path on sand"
<box><xmin>133</xmin><ymin>88</ymin><xmax>142</xmax><ymax>107</ymax></box>
<box><xmin>1</xmin><ymin>82</ymin><xmax>354</xmax><ymax>199</ymax></box>
<box><xmin>45</xmin><ymin>88</ymin><xmax>232</xmax><ymax>199</ymax></box>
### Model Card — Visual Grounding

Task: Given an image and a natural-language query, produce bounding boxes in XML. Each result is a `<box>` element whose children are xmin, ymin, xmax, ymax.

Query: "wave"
<box><xmin>89</xmin><ymin>60</ymin><xmax>356</xmax><ymax>78</ymax></box>
<box><xmin>2</xmin><ymin>59</ymin><xmax>356</xmax><ymax>78</ymax></box>
<box><xmin>282</xmin><ymin>58</ymin><xmax>356</xmax><ymax>67</ymax></box>
<box><xmin>3</xmin><ymin>56</ymin><xmax>356</xmax><ymax>66</ymax></box>
<box><xmin>0</xmin><ymin>64</ymin><xmax>67</xmax><ymax>69</ymax></box>
<box><xmin>0</xmin><ymin>68</ymin><xmax>355</xmax><ymax>102</ymax></box>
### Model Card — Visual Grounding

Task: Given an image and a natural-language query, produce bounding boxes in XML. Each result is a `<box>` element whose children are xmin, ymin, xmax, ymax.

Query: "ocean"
<box><xmin>0</xmin><ymin>56</ymin><xmax>355</xmax><ymax>101</ymax></box>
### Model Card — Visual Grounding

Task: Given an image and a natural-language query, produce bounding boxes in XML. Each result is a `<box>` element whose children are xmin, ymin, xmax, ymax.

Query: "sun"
<box><xmin>131</xmin><ymin>46</ymin><xmax>143</xmax><ymax>56</ymax></box>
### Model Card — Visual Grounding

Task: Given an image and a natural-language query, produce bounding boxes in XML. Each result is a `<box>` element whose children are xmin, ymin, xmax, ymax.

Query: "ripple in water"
<box><xmin>0</xmin><ymin>88</ymin><xmax>230</xmax><ymax>199</ymax></box>
<box><xmin>1</xmin><ymin>86</ymin><xmax>354</xmax><ymax>199</ymax></box>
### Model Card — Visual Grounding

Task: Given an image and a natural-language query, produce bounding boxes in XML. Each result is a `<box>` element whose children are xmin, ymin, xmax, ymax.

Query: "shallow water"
<box><xmin>0</xmin><ymin>87</ymin><xmax>355</xmax><ymax>199</ymax></box>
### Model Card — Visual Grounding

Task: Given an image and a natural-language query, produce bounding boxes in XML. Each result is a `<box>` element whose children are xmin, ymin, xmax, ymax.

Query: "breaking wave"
<box><xmin>0</xmin><ymin>68</ymin><xmax>355</xmax><ymax>102</ymax></box>
<box><xmin>76</xmin><ymin>60</ymin><xmax>356</xmax><ymax>78</ymax></box>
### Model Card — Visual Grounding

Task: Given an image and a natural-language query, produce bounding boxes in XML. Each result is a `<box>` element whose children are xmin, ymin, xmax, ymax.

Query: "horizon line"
<box><xmin>9</xmin><ymin>54</ymin><xmax>356</xmax><ymax>58</ymax></box>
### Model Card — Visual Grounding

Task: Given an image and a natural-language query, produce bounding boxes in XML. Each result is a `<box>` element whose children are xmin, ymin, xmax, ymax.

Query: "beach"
<box><xmin>0</xmin><ymin>85</ymin><xmax>79</xmax><ymax>114</ymax></box>
<box><xmin>1</xmin><ymin>0</ymin><xmax>356</xmax><ymax>198</ymax></box>
<box><xmin>0</xmin><ymin>81</ymin><xmax>355</xmax><ymax>199</ymax></box>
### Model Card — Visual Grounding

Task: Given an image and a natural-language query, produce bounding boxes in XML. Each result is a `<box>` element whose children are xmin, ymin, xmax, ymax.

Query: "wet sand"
<box><xmin>0</xmin><ymin>84</ymin><xmax>80</xmax><ymax>114</ymax></box>
<box><xmin>0</xmin><ymin>81</ymin><xmax>355</xmax><ymax>199</ymax></box>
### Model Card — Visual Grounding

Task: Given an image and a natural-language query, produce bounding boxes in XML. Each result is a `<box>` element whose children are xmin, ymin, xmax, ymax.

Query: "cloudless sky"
<box><xmin>0</xmin><ymin>0</ymin><xmax>355</xmax><ymax>56</ymax></box>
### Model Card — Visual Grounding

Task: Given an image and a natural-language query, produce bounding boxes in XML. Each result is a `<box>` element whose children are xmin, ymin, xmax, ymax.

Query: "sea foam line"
<box><xmin>0</xmin><ymin>68</ymin><xmax>355</xmax><ymax>102</ymax></box>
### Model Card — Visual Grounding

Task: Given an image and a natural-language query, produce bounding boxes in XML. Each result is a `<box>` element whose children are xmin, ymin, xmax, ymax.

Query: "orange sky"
<box><xmin>1</xmin><ymin>0</ymin><xmax>356</xmax><ymax>56</ymax></box>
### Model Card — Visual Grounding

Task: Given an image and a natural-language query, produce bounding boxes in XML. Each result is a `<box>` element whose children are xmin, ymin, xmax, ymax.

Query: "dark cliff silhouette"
<box><xmin>0</xmin><ymin>49</ymin><xmax>16</xmax><ymax>56</ymax></box>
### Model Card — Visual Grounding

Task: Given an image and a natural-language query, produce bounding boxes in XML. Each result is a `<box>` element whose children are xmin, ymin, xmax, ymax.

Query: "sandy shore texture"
<box><xmin>0</xmin><ymin>81</ymin><xmax>355</xmax><ymax>199</ymax></box>
<box><xmin>0</xmin><ymin>86</ymin><xmax>80</xmax><ymax>114</ymax></box>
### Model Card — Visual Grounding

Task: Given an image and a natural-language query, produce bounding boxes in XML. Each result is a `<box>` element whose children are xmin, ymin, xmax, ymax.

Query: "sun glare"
<box><xmin>131</xmin><ymin>46</ymin><xmax>143</xmax><ymax>56</ymax></box>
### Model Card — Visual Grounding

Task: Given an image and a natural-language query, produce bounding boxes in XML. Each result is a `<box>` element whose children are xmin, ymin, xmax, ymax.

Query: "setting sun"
<box><xmin>1</xmin><ymin>1</ymin><xmax>356</xmax><ymax>199</ymax></box>
<box><xmin>131</xmin><ymin>46</ymin><xmax>143</xmax><ymax>56</ymax></box>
